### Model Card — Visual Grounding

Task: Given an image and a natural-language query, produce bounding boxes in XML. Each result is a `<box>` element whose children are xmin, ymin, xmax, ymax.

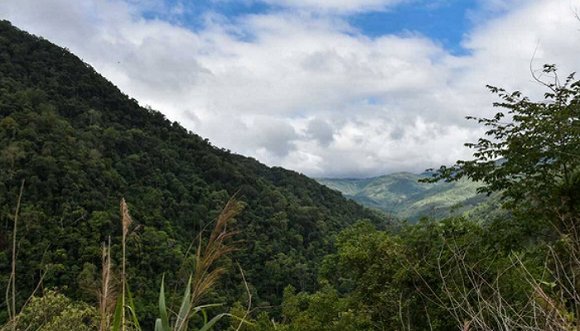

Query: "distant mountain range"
<box><xmin>318</xmin><ymin>172</ymin><xmax>502</xmax><ymax>221</ymax></box>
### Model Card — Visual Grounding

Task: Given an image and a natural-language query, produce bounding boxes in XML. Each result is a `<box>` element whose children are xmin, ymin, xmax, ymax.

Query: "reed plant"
<box><xmin>99</xmin><ymin>237</ymin><xmax>116</xmax><ymax>331</ymax></box>
<box><xmin>111</xmin><ymin>197</ymin><xmax>247</xmax><ymax>331</ymax></box>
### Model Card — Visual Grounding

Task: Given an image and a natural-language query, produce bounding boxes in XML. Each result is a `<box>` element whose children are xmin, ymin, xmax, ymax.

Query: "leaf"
<box><xmin>158</xmin><ymin>274</ymin><xmax>170</xmax><ymax>331</ymax></box>
<box><xmin>198</xmin><ymin>313</ymin><xmax>228</xmax><ymax>331</ymax></box>
<box><xmin>126</xmin><ymin>284</ymin><xmax>142</xmax><ymax>330</ymax></box>
<box><xmin>111</xmin><ymin>296</ymin><xmax>123</xmax><ymax>331</ymax></box>
<box><xmin>198</xmin><ymin>312</ymin><xmax>254</xmax><ymax>331</ymax></box>
<box><xmin>174</xmin><ymin>275</ymin><xmax>193</xmax><ymax>331</ymax></box>
<box><xmin>201</xmin><ymin>308</ymin><xmax>208</xmax><ymax>325</ymax></box>
<box><xmin>193</xmin><ymin>303</ymin><xmax>224</xmax><ymax>313</ymax></box>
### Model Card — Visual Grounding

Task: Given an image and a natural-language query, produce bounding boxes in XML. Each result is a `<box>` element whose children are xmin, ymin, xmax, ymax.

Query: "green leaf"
<box><xmin>193</xmin><ymin>303</ymin><xmax>224</xmax><ymax>313</ymax></box>
<box><xmin>198</xmin><ymin>313</ymin><xmax>228</xmax><ymax>331</ymax></box>
<box><xmin>158</xmin><ymin>274</ymin><xmax>170</xmax><ymax>331</ymax></box>
<box><xmin>126</xmin><ymin>283</ymin><xmax>142</xmax><ymax>330</ymax></box>
<box><xmin>111</xmin><ymin>296</ymin><xmax>123</xmax><ymax>331</ymax></box>
<box><xmin>199</xmin><ymin>312</ymin><xmax>254</xmax><ymax>331</ymax></box>
<box><xmin>174</xmin><ymin>275</ymin><xmax>193</xmax><ymax>331</ymax></box>
<box><xmin>201</xmin><ymin>308</ymin><xmax>208</xmax><ymax>325</ymax></box>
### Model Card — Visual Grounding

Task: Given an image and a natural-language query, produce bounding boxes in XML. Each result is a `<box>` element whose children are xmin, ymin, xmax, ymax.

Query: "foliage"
<box><xmin>251</xmin><ymin>217</ymin><xmax>553</xmax><ymax>331</ymax></box>
<box><xmin>276</xmin><ymin>285</ymin><xmax>372</xmax><ymax>331</ymax></box>
<box><xmin>6</xmin><ymin>290</ymin><xmax>98</xmax><ymax>331</ymax></box>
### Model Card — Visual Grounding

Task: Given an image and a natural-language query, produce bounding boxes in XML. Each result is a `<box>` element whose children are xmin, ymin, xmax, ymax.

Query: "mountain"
<box><xmin>318</xmin><ymin>172</ymin><xmax>500</xmax><ymax>221</ymax></box>
<box><xmin>0</xmin><ymin>20</ymin><xmax>386</xmax><ymax>323</ymax></box>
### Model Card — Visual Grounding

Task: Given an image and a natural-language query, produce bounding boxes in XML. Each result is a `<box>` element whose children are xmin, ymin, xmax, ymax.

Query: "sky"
<box><xmin>1</xmin><ymin>0</ymin><xmax>579</xmax><ymax>178</ymax></box>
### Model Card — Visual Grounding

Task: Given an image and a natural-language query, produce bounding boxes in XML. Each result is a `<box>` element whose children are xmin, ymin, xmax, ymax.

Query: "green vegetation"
<box><xmin>7</xmin><ymin>290</ymin><xmax>99</xmax><ymax>331</ymax></box>
<box><xmin>318</xmin><ymin>172</ymin><xmax>502</xmax><ymax>221</ymax></box>
<box><xmin>2</xmin><ymin>197</ymin><xmax>244</xmax><ymax>331</ymax></box>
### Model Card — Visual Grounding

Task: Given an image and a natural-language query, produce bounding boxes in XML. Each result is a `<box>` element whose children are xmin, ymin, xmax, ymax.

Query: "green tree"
<box><xmin>277</xmin><ymin>285</ymin><xmax>372</xmax><ymax>331</ymax></box>
<box><xmin>425</xmin><ymin>65</ymin><xmax>580</xmax><ymax>222</ymax></box>
<box><xmin>10</xmin><ymin>291</ymin><xmax>98</xmax><ymax>331</ymax></box>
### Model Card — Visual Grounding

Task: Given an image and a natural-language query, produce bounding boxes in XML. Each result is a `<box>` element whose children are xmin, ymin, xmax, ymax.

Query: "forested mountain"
<box><xmin>318</xmin><ymin>172</ymin><xmax>501</xmax><ymax>221</ymax></box>
<box><xmin>0</xmin><ymin>20</ymin><xmax>385</xmax><ymax>325</ymax></box>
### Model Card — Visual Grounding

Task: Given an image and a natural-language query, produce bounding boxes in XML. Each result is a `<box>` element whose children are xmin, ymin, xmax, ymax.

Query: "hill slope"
<box><xmin>318</xmin><ymin>172</ymin><xmax>498</xmax><ymax>221</ymax></box>
<box><xmin>0</xmin><ymin>21</ymin><xmax>384</xmax><ymax>322</ymax></box>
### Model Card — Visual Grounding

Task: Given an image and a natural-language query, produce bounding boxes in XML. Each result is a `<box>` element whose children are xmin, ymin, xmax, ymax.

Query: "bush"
<box><xmin>14</xmin><ymin>290</ymin><xmax>98</xmax><ymax>331</ymax></box>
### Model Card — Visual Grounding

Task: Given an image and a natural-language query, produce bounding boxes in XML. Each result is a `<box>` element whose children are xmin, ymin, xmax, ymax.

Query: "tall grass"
<box><xmin>119</xmin><ymin>198</ymin><xmax>132</xmax><ymax>331</ymax></box>
<box><xmin>111</xmin><ymin>197</ymin><xmax>245</xmax><ymax>331</ymax></box>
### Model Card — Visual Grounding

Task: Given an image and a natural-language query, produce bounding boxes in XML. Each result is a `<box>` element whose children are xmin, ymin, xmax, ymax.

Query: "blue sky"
<box><xmin>350</xmin><ymin>1</ymin><xmax>477</xmax><ymax>54</ymax></box>
<box><xmin>2</xmin><ymin>0</ymin><xmax>579</xmax><ymax>177</ymax></box>
<box><xmin>141</xmin><ymin>0</ymin><xmax>487</xmax><ymax>54</ymax></box>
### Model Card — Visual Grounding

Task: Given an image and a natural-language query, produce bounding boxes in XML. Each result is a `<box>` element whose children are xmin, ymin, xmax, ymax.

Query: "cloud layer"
<box><xmin>263</xmin><ymin>0</ymin><xmax>406</xmax><ymax>13</ymax></box>
<box><xmin>1</xmin><ymin>0</ymin><xmax>579</xmax><ymax>177</ymax></box>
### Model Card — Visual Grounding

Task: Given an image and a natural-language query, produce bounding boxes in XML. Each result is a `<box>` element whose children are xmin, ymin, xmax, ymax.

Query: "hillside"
<box><xmin>318</xmin><ymin>172</ymin><xmax>500</xmax><ymax>221</ymax></box>
<box><xmin>0</xmin><ymin>20</ymin><xmax>385</xmax><ymax>323</ymax></box>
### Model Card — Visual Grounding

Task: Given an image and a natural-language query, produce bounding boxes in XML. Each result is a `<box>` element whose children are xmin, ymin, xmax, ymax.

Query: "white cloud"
<box><xmin>1</xmin><ymin>0</ymin><xmax>579</xmax><ymax>178</ymax></box>
<box><xmin>261</xmin><ymin>0</ymin><xmax>406</xmax><ymax>13</ymax></box>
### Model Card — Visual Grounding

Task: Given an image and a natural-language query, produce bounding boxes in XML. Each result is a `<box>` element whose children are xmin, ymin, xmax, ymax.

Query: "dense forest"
<box><xmin>1</xmin><ymin>19</ymin><xmax>579</xmax><ymax>331</ymax></box>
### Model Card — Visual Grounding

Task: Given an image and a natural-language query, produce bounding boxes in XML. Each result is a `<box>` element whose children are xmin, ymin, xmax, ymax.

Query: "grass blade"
<box><xmin>126</xmin><ymin>284</ymin><xmax>142</xmax><ymax>331</ymax></box>
<box><xmin>158</xmin><ymin>275</ymin><xmax>170</xmax><ymax>331</ymax></box>
<box><xmin>174</xmin><ymin>275</ymin><xmax>193</xmax><ymax>331</ymax></box>
<box><xmin>154</xmin><ymin>319</ymin><xmax>163</xmax><ymax>331</ymax></box>
<box><xmin>111</xmin><ymin>295</ymin><xmax>123</xmax><ymax>331</ymax></box>
<box><xmin>198</xmin><ymin>313</ymin><xmax>228</xmax><ymax>331</ymax></box>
